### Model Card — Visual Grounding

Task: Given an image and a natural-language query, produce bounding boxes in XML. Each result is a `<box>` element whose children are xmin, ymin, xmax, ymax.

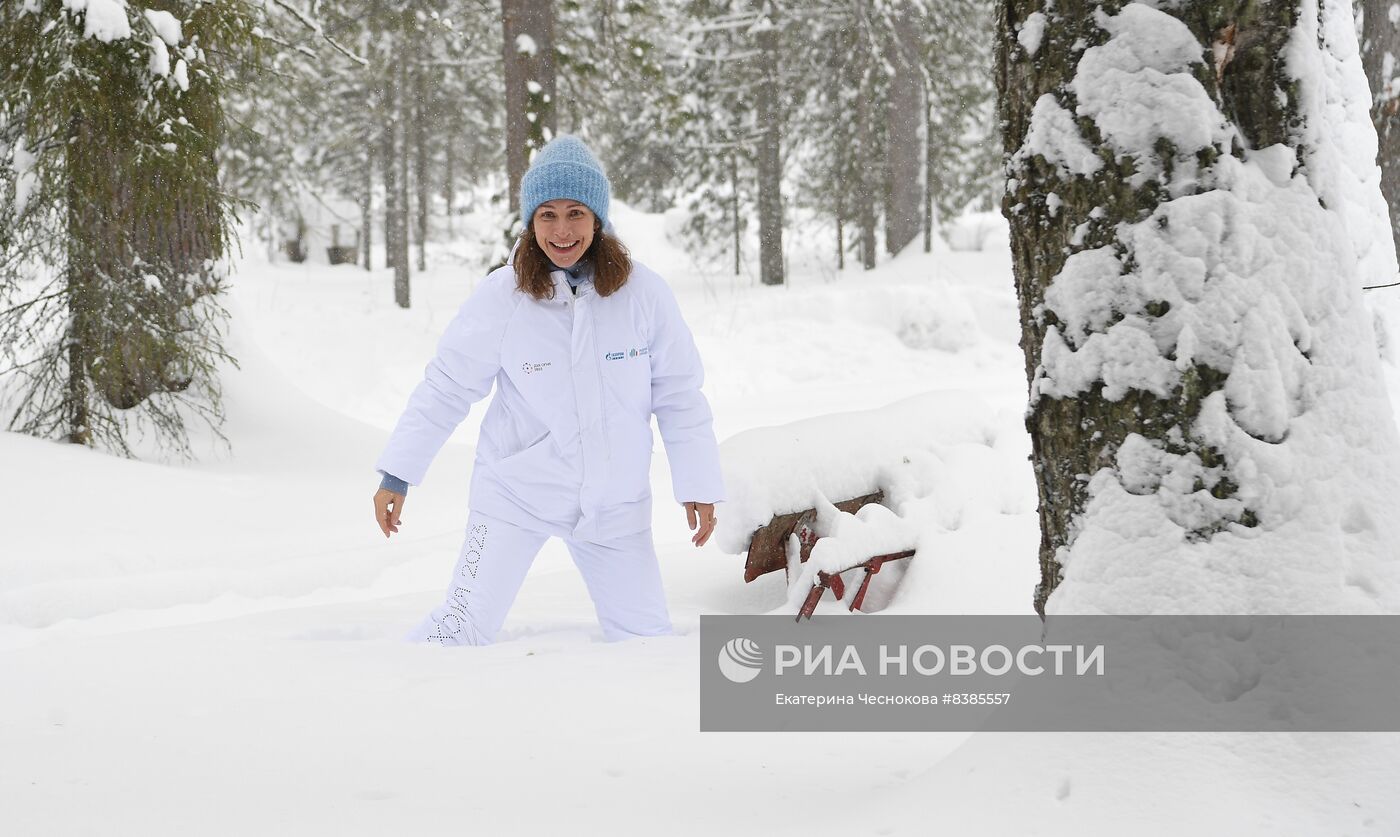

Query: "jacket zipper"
<box><xmin>587</xmin><ymin>294</ymin><xmax>611</xmax><ymax>461</ymax></box>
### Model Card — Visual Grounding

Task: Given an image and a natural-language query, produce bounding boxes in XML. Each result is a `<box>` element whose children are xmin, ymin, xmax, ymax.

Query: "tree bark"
<box><xmin>1360</xmin><ymin>0</ymin><xmax>1400</xmax><ymax>261</ymax></box>
<box><xmin>381</xmin><ymin>67</ymin><xmax>399</xmax><ymax>272</ymax></box>
<box><xmin>884</xmin><ymin>11</ymin><xmax>923</xmax><ymax>256</ymax></box>
<box><xmin>849</xmin><ymin>1</ymin><xmax>879</xmax><ymax>272</ymax></box>
<box><xmin>394</xmin><ymin>49</ymin><xmax>411</xmax><ymax>308</ymax></box>
<box><xmin>923</xmin><ymin>79</ymin><xmax>936</xmax><ymax>253</ymax></box>
<box><xmin>730</xmin><ymin>150</ymin><xmax>742</xmax><ymax>277</ymax></box>
<box><xmin>501</xmin><ymin>0</ymin><xmax>557</xmax><ymax>218</ymax></box>
<box><xmin>414</xmin><ymin>64</ymin><xmax>429</xmax><ymax>274</ymax></box>
<box><xmin>444</xmin><ymin>118</ymin><xmax>456</xmax><ymax>238</ymax></box>
<box><xmin>754</xmin><ymin>5</ymin><xmax>785</xmax><ymax>286</ymax></box>
<box><xmin>64</xmin><ymin>152</ymin><xmax>90</xmax><ymax>446</ymax></box>
<box><xmin>856</xmin><ymin>68</ymin><xmax>879</xmax><ymax>270</ymax></box>
<box><xmin>837</xmin><ymin>214</ymin><xmax>845</xmax><ymax>271</ymax></box>
<box><xmin>64</xmin><ymin>103</ymin><xmax>220</xmax><ymax>414</ymax></box>
<box><xmin>998</xmin><ymin>0</ymin><xmax>1400</xmax><ymax>615</ymax></box>
<box><xmin>361</xmin><ymin>137</ymin><xmax>373</xmax><ymax>271</ymax></box>
<box><xmin>834</xmin><ymin>63</ymin><xmax>850</xmax><ymax>270</ymax></box>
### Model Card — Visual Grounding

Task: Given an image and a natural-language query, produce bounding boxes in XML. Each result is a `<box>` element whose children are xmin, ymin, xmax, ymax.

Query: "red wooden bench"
<box><xmin>742</xmin><ymin>490</ymin><xmax>916</xmax><ymax>621</ymax></box>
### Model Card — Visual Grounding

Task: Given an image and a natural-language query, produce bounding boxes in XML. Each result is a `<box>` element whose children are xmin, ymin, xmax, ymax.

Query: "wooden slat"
<box><xmin>742</xmin><ymin>490</ymin><xmax>886</xmax><ymax>582</ymax></box>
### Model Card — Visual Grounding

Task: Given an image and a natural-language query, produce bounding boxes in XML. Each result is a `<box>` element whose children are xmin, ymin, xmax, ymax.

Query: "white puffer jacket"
<box><xmin>374</xmin><ymin>259</ymin><xmax>725</xmax><ymax>542</ymax></box>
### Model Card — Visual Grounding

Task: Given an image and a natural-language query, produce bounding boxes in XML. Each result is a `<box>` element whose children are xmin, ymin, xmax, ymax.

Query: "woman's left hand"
<box><xmin>684</xmin><ymin>501</ymin><xmax>717</xmax><ymax>547</ymax></box>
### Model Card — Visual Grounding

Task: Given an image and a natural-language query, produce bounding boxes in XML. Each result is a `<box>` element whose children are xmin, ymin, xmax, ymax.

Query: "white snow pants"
<box><xmin>407</xmin><ymin>509</ymin><xmax>675</xmax><ymax>646</ymax></box>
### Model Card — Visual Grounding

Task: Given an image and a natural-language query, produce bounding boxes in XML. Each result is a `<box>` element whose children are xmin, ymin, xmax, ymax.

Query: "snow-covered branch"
<box><xmin>266</xmin><ymin>0</ymin><xmax>366</xmax><ymax>66</ymax></box>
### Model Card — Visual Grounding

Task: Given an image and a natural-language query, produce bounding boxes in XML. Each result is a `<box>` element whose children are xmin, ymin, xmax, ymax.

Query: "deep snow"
<box><xmin>2</xmin><ymin>201</ymin><xmax>1397</xmax><ymax>834</ymax></box>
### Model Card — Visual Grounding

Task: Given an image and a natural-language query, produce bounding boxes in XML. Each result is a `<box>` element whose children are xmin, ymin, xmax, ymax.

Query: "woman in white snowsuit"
<box><xmin>371</xmin><ymin>135</ymin><xmax>724</xmax><ymax>646</ymax></box>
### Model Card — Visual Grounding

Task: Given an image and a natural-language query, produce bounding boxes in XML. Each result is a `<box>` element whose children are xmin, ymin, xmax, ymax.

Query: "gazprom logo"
<box><xmin>605</xmin><ymin>347</ymin><xmax>649</xmax><ymax>361</ymax></box>
<box><xmin>718</xmin><ymin>637</ymin><xmax>764</xmax><ymax>683</ymax></box>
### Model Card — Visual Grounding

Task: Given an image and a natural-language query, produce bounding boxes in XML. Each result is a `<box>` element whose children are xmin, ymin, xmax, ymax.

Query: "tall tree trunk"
<box><xmin>754</xmin><ymin>4</ymin><xmax>785</xmax><ymax>286</ymax></box>
<box><xmin>1360</xmin><ymin>0</ymin><xmax>1400</xmax><ymax>261</ymax></box>
<box><xmin>65</xmin><ymin>104</ymin><xmax>219</xmax><ymax>414</ymax></box>
<box><xmin>361</xmin><ymin>137</ymin><xmax>373</xmax><ymax>271</ymax></box>
<box><xmin>999</xmin><ymin>0</ymin><xmax>1400</xmax><ymax>616</ymax></box>
<box><xmin>381</xmin><ymin>67</ymin><xmax>399</xmax><ymax>272</ymax></box>
<box><xmin>501</xmin><ymin>0</ymin><xmax>557</xmax><ymax>218</ymax></box>
<box><xmin>414</xmin><ymin>64</ymin><xmax>429</xmax><ymax>273</ymax></box>
<box><xmin>730</xmin><ymin>150</ymin><xmax>742</xmax><ymax>277</ymax></box>
<box><xmin>444</xmin><ymin>118</ymin><xmax>456</xmax><ymax>239</ymax></box>
<box><xmin>856</xmin><ymin>68</ymin><xmax>879</xmax><ymax>270</ymax></box>
<box><xmin>836</xmin><ymin>214</ymin><xmax>845</xmax><ymax>270</ymax></box>
<box><xmin>394</xmin><ymin>51</ymin><xmax>411</xmax><ymax>308</ymax></box>
<box><xmin>834</xmin><ymin>62</ymin><xmax>850</xmax><ymax>270</ymax></box>
<box><xmin>4</xmin><ymin>0</ymin><xmax>233</xmax><ymax>457</ymax></box>
<box><xmin>64</xmin><ymin>159</ymin><xmax>90</xmax><ymax>446</ymax></box>
<box><xmin>850</xmin><ymin>3</ymin><xmax>879</xmax><ymax>273</ymax></box>
<box><xmin>884</xmin><ymin>13</ymin><xmax>922</xmax><ymax>256</ymax></box>
<box><xmin>923</xmin><ymin>79</ymin><xmax>935</xmax><ymax>253</ymax></box>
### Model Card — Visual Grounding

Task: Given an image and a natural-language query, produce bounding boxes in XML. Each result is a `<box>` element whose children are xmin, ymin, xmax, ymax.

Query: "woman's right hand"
<box><xmin>374</xmin><ymin>488</ymin><xmax>406</xmax><ymax>538</ymax></box>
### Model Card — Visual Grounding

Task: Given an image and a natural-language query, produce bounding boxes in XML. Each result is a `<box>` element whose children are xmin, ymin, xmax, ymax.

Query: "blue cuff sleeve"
<box><xmin>378</xmin><ymin>470</ymin><xmax>410</xmax><ymax>496</ymax></box>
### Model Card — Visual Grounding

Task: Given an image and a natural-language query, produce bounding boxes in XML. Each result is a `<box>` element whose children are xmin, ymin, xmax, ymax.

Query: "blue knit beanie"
<box><xmin>519</xmin><ymin>135</ymin><xmax>611</xmax><ymax>230</ymax></box>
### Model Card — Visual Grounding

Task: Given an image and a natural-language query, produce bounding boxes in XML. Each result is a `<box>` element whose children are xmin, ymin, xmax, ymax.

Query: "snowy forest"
<box><xmin>5</xmin><ymin>0</ymin><xmax>1400</xmax><ymax>834</ymax></box>
<box><xmin>0</xmin><ymin>0</ymin><xmax>995</xmax><ymax>457</ymax></box>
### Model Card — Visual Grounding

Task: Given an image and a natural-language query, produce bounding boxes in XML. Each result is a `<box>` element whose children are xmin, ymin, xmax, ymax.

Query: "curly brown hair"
<box><xmin>513</xmin><ymin>220</ymin><xmax>633</xmax><ymax>301</ymax></box>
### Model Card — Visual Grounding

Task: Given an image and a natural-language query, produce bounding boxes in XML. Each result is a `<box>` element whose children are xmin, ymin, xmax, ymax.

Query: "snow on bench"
<box><xmin>714</xmin><ymin>391</ymin><xmax>1028</xmax><ymax>616</ymax></box>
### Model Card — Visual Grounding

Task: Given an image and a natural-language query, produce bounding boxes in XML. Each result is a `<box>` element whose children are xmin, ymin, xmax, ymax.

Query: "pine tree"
<box><xmin>0</xmin><ymin>0</ymin><xmax>259</xmax><ymax>458</ymax></box>
<box><xmin>675</xmin><ymin>0</ymin><xmax>796</xmax><ymax>284</ymax></box>
<box><xmin>554</xmin><ymin>0</ymin><xmax>681</xmax><ymax>213</ymax></box>
<box><xmin>223</xmin><ymin>0</ymin><xmax>502</xmax><ymax>287</ymax></box>
<box><xmin>922</xmin><ymin>0</ymin><xmax>998</xmax><ymax>249</ymax></box>
<box><xmin>673</xmin><ymin>0</ymin><xmax>756</xmax><ymax>276</ymax></box>
<box><xmin>786</xmin><ymin>0</ymin><xmax>996</xmax><ymax>268</ymax></box>
<box><xmin>794</xmin><ymin>6</ymin><xmax>865</xmax><ymax>270</ymax></box>
<box><xmin>803</xmin><ymin>0</ymin><xmax>895</xmax><ymax>269</ymax></box>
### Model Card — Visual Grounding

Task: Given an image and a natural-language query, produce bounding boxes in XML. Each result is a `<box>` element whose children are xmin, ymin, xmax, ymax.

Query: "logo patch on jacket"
<box><xmin>521</xmin><ymin>361</ymin><xmax>552</xmax><ymax>374</ymax></box>
<box><xmin>605</xmin><ymin>346</ymin><xmax>649</xmax><ymax>361</ymax></box>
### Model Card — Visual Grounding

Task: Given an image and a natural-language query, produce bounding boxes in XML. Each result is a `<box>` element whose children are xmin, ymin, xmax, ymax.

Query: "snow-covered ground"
<box><xmin>2</xmin><ymin>204</ymin><xmax>1396</xmax><ymax>834</ymax></box>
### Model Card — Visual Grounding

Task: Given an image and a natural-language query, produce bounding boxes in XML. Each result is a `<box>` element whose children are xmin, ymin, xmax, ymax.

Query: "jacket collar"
<box><xmin>552</xmin><ymin>266</ymin><xmax>595</xmax><ymax>298</ymax></box>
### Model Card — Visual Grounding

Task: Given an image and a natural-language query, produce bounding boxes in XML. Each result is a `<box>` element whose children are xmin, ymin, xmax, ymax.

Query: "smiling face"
<box><xmin>532</xmin><ymin>199</ymin><xmax>597</xmax><ymax>268</ymax></box>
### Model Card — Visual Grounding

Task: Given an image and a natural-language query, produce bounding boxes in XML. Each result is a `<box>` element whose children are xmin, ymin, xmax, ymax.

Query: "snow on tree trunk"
<box><xmin>1359</xmin><ymin>0</ymin><xmax>1400</xmax><ymax>261</ymax></box>
<box><xmin>502</xmin><ymin>0</ymin><xmax>556</xmax><ymax>217</ymax></box>
<box><xmin>997</xmin><ymin>0</ymin><xmax>1400</xmax><ymax>615</ymax></box>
